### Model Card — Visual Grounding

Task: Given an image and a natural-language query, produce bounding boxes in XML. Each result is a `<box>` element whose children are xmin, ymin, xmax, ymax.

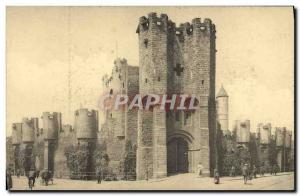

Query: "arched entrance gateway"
<box><xmin>167</xmin><ymin>132</ymin><xmax>193</xmax><ymax>175</ymax></box>
<box><xmin>167</xmin><ymin>137</ymin><xmax>188</xmax><ymax>174</ymax></box>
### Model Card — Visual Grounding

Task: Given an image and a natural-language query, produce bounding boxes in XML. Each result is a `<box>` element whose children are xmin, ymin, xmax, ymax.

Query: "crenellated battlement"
<box><xmin>74</xmin><ymin>108</ymin><xmax>98</xmax><ymax>140</ymax></box>
<box><xmin>22</xmin><ymin>117</ymin><xmax>38</xmax><ymax>143</ymax></box>
<box><xmin>257</xmin><ymin>123</ymin><xmax>271</xmax><ymax>145</ymax></box>
<box><xmin>137</xmin><ymin>12</ymin><xmax>170</xmax><ymax>33</ymax></box>
<box><xmin>137</xmin><ymin>12</ymin><xmax>215</xmax><ymax>38</ymax></box>
<box><xmin>234</xmin><ymin>120</ymin><xmax>250</xmax><ymax>143</ymax></box>
<box><xmin>12</xmin><ymin>122</ymin><xmax>22</xmax><ymax>145</ymax></box>
<box><xmin>42</xmin><ymin>112</ymin><xmax>62</xmax><ymax>140</ymax></box>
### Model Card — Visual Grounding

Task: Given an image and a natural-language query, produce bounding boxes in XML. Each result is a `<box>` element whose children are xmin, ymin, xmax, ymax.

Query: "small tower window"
<box><xmin>110</xmin><ymin>113</ymin><xmax>112</xmax><ymax>118</ymax></box>
<box><xmin>157</xmin><ymin>21</ymin><xmax>162</xmax><ymax>26</ymax></box>
<box><xmin>144</xmin><ymin>39</ymin><xmax>148</xmax><ymax>48</ymax></box>
<box><xmin>158</xmin><ymin>77</ymin><xmax>160</xmax><ymax>81</ymax></box>
<box><xmin>122</xmin><ymin>82</ymin><xmax>125</xmax><ymax>88</ymax></box>
<box><xmin>145</xmin><ymin>78</ymin><xmax>148</xmax><ymax>83</ymax></box>
<box><xmin>201</xmin><ymin>80</ymin><xmax>204</xmax><ymax>85</ymax></box>
<box><xmin>200</xmin><ymin>26</ymin><xmax>206</xmax><ymax>31</ymax></box>
<box><xmin>110</xmin><ymin>89</ymin><xmax>113</xmax><ymax>95</ymax></box>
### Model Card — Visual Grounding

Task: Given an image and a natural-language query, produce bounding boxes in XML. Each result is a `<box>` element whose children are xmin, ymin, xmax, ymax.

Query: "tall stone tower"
<box><xmin>74</xmin><ymin>108</ymin><xmax>98</xmax><ymax>178</ymax></box>
<box><xmin>234</xmin><ymin>120</ymin><xmax>251</xmax><ymax>163</ymax></box>
<box><xmin>136</xmin><ymin>12</ymin><xmax>169</xmax><ymax>180</ymax></box>
<box><xmin>136</xmin><ymin>13</ymin><xmax>216</xmax><ymax>179</ymax></box>
<box><xmin>257</xmin><ymin>123</ymin><xmax>271</xmax><ymax>168</ymax></box>
<box><xmin>42</xmin><ymin>112</ymin><xmax>61</xmax><ymax>172</ymax></box>
<box><xmin>12</xmin><ymin>123</ymin><xmax>22</xmax><ymax>172</ymax></box>
<box><xmin>22</xmin><ymin>117</ymin><xmax>39</xmax><ymax>172</ymax></box>
<box><xmin>101</xmin><ymin>58</ymin><xmax>139</xmax><ymax>176</ymax></box>
<box><xmin>216</xmin><ymin>86</ymin><xmax>229</xmax><ymax>133</ymax></box>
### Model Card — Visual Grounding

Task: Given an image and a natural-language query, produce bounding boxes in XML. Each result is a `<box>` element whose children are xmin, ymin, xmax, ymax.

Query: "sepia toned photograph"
<box><xmin>5</xmin><ymin>6</ymin><xmax>295</xmax><ymax>191</ymax></box>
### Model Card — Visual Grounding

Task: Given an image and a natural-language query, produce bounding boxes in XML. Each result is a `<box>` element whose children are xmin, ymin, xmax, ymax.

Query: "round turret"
<box><xmin>258</xmin><ymin>123</ymin><xmax>271</xmax><ymax>144</ymax></box>
<box><xmin>74</xmin><ymin>108</ymin><xmax>98</xmax><ymax>140</ymax></box>
<box><xmin>42</xmin><ymin>112</ymin><xmax>61</xmax><ymax>140</ymax></box>
<box><xmin>235</xmin><ymin>120</ymin><xmax>250</xmax><ymax>143</ymax></box>
<box><xmin>216</xmin><ymin>86</ymin><xmax>229</xmax><ymax>132</ymax></box>
<box><xmin>22</xmin><ymin>118</ymin><xmax>36</xmax><ymax>143</ymax></box>
<box><xmin>12</xmin><ymin>123</ymin><xmax>22</xmax><ymax>145</ymax></box>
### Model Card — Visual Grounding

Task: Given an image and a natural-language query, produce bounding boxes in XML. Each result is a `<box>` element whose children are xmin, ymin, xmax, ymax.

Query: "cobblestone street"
<box><xmin>10</xmin><ymin>172</ymin><xmax>294</xmax><ymax>191</ymax></box>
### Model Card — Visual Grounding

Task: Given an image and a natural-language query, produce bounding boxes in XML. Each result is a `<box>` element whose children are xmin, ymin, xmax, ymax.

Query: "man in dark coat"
<box><xmin>242</xmin><ymin>164</ymin><xmax>249</xmax><ymax>184</ymax></box>
<box><xmin>96</xmin><ymin>168</ymin><xmax>103</xmax><ymax>184</ymax></box>
<box><xmin>28</xmin><ymin>168</ymin><xmax>36</xmax><ymax>188</ymax></box>
<box><xmin>230</xmin><ymin>166</ymin><xmax>236</xmax><ymax>177</ymax></box>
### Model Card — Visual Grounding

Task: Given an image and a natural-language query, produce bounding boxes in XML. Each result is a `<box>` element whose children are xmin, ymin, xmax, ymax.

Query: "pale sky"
<box><xmin>6</xmin><ymin>7</ymin><xmax>294</xmax><ymax>136</ymax></box>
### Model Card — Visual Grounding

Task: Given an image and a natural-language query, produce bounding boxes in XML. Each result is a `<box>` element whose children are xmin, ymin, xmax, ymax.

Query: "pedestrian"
<box><xmin>96</xmin><ymin>168</ymin><xmax>103</xmax><ymax>184</ymax></box>
<box><xmin>41</xmin><ymin>169</ymin><xmax>50</xmax><ymax>186</ymax></box>
<box><xmin>6</xmin><ymin>169</ymin><xmax>13</xmax><ymax>190</ymax></box>
<box><xmin>230</xmin><ymin>166</ymin><xmax>236</xmax><ymax>177</ymax></box>
<box><xmin>242</xmin><ymin>163</ymin><xmax>249</xmax><ymax>184</ymax></box>
<box><xmin>197</xmin><ymin>163</ymin><xmax>203</xmax><ymax>177</ymax></box>
<box><xmin>28</xmin><ymin>168</ymin><xmax>36</xmax><ymax>188</ymax></box>
<box><xmin>36</xmin><ymin>170</ymin><xmax>40</xmax><ymax>178</ymax></box>
<box><xmin>214</xmin><ymin>169</ymin><xmax>220</xmax><ymax>184</ymax></box>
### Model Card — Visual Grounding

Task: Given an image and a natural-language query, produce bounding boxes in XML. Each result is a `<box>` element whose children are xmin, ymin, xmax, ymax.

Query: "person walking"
<box><xmin>214</xmin><ymin>169</ymin><xmax>220</xmax><ymax>184</ymax></box>
<box><xmin>230</xmin><ymin>166</ymin><xmax>236</xmax><ymax>177</ymax></box>
<box><xmin>242</xmin><ymin>163</ymin><xmax>249</xmax><ymax>184</ymax></box>
<box><xmin>96</xmin><ymin>168</ymin><xmax>103</xmax><ymax>184</ymax></box>
<box><xmin>28</xmin><ymin>168</ymin><xmax>36</xmax><ymax>189</ymax></box>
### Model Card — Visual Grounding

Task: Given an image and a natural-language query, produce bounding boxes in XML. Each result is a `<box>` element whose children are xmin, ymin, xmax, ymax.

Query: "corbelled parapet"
<box><xmin>74</xmin><ymin>108</ymin><xmax>98</xmax><ymax>140</ymax></box>
<box><xmin>137</xmin><ymin>12</ymin><xmax>169</xmax><ymax>33</ymax></box>
<box><xmin>12</xmin><ymin>123</ymin><xmax>22</xmax><ymax>145</ymax></box>
<box><xmin>22</xmin><ymin>117</ymin><xmax>38</xmax><ymax>143</ymax></box>
<box><xmin>235</xmin><ymin>120</ymin><xmax>250</xmax><ymax>143</ymax></box>
<box><xmin>42</xmin><ymin>112</ymin><xmax>62</xmax><ymax>140</ymax></box>
<box><xmin>137</xmin><ymin>13</ymin><xmax>215</xmax><ymax>42</ymax></box>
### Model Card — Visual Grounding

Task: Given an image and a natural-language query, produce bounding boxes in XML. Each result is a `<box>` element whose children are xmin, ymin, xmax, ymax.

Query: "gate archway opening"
<box><xmin>167</xmin><ymin>137</ymin><xmax>189</xmax><ymax>175</ymax></box>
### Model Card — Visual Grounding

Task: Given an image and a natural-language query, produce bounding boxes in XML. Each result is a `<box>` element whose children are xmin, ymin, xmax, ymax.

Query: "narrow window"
<box><xmin>144</xmin><ymin>39</ymin><xmax>148</xmax><ymax>48</ymax></box>
<box><xmin>110</xmin><ymin>89</ymin><xmax>113</xmax><ymax>95</ymax></box>
<box><xmin>158</xmin><ymin>77</ymin><xmax>160</xmax><ymax>81</ymax></box>
<box><xmin>201</xmin><ymin>80</ymin><xmax>204</xmax><ymax>85</ymax></box>
<box><xmin>145</xmin><ymin>78</ymin><xmax>148</xmax><ymax>83</ymax></box>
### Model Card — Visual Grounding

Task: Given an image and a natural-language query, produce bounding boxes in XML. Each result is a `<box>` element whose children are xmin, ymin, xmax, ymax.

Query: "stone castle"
<box><xmin>7</xmin><ymin>13</ymin><xmax>294</xmax><ymax>180</ymax></box>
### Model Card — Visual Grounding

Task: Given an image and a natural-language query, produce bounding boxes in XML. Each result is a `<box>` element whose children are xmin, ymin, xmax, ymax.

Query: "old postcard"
<box><xmin>6</xmin><ymin>6</ymin><xmax>295</xmax><ymax>191</ymax></box>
